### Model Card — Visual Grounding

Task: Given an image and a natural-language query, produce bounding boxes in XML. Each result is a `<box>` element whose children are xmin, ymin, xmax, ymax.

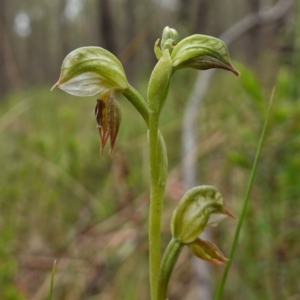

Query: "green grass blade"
<box><xmin>214</xmin><ymin>88</ymin><xmax>275</xmax><ymax>300</ymax></box>
<box><xmin>48</xmin><ymin>260</ymin><xmax>57</xmax><ymax>300</ymax></box>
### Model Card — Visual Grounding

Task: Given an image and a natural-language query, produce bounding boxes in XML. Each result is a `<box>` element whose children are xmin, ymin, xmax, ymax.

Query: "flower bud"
<box><xmin>147</xmin><ymin>49</ymin><xmax>173</xmax><ymax>114</ymax></box>
<box><xmin>51</xmin><ymin>47</ymin><xmax>129</xmax><ymax>97</ymax></box>
<box><xmin>188</xmin><ymin>238</ymin><xmax>228</xmax><ymax>265</ymax></box>
<box><xmin>171</xmin><ymin>185</ymin><xmax>234</xmax><ymax>244</ymax></box>
<box><xmin>161</xmin><ymin>26</ymin><xmax>179</xmax><ymax>53</ymax></box>
<box><xmin>171</xmin><ymin>35</ymin><xmax>239</xmax><ymax>75</ymax></box>
<box><xmin>95</xmin><ymin>91</ymin><xmax>122</xmax><ymax>155</ymax></box>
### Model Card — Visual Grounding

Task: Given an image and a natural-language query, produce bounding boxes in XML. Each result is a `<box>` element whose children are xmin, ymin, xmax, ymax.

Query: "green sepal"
<box><xmin>52</xmin><ymin>47</ymin><xmax>128</xmax><ymax>96</ymax></box>
<box><xmin>154</xmin><ymin>39</ymin><xmax>163</xmax><ymax>60</ymax></box>
<box><xmin>171</xmin><ymin>35</ymin><xmax>239</xmax><ymax>75</ymax></box>
<box><xmin>147</xmin><ymin>49</ymin><xmax>172</xmax><ymax>114</ymax></box>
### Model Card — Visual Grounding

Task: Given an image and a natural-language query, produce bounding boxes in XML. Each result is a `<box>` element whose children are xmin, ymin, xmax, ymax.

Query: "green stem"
<box><xmin>48</xmin><ymin>260</ymin><xmax>57</xmax><ymax>300</ymax></box>
<box><xmin>157</xmin><ymin>238</ymin><xmax>183</xmax><ymax>300</ymax></box>
<box><xmin>122</xmin><ymin>85</ymin><xmax>149</xmax><ymax>126</ymax></box>
<box><xmin>149</xmin><ymin>111</ymin><xmax>164</xmax><ymax>300</ymax></box>
<box><xmin>124</xmin><ymin>83</ymin><xmax>168</xmax><ymax>299</ymax></box>
<box><xmin>214</xmin><ymin>89</ymin><xmax>275</xmax><ymax>300</ymax></box>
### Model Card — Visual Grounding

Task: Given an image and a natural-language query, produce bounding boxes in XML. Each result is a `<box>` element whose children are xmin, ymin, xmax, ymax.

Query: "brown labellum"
<box><xmin>188</xmin><ymin>238</ymin><xmax>228</xmax><ymax>265</ymax></box>
<box><xmin>95</xmin><ymin>91</ymin><xmax>122</xmax><ymax>155</ymax></box>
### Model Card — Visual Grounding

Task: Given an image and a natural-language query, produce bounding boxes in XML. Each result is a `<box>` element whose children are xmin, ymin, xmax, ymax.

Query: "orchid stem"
<box><xmin>123</xmin><ymin>86</ymin><xmax>149</xmax><ymax>126</ymax></box>
<box><xmin>157</xmin><ymin>238</ymin><xmax>183</xmax><ymax>300</ymax></box>
<box><xmin>148</xmin><ymin>111</ymin><xmax>164</xmax><ymax>300</ymax></box>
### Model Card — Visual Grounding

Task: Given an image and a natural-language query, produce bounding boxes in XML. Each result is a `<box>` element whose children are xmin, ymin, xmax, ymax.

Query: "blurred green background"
<box><xmin>0</xmin><ymin>0</ymin><xmax>300</xmax><ymax>299</ymax></box>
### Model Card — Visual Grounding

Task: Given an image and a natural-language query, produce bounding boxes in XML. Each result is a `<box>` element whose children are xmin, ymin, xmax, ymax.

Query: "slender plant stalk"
<box><xmin>48</xmin><ymin>260</ymin><xmax>57</xmax><ymax>300</ymax></box>
<box><xmin>149</xmin><ymin>111</ymin><xmax>164</xmax><ymax>300</ymax></box>
<box><xmin>124</xmin><ymin>84</ymin><xmax>165</xmax><ymax>299</ymax></box>
<box><xmin>215</xmin><ymin>89</ymin><xmax>275</xmax><ymax>300</ymax></box>
<box><xmin>123</xmin><ymin>86</ymin><xmax>149</xmax><ymax>126</ymax></box>
<box><xmin>157</xmin><ymin>238</ymin><xmax>183</xmax><ymax>300</ymax></box>
<box><xmin>124</xmin><ymin>84</ymin><xmax>167</xmax><ymax>299</ymax></box>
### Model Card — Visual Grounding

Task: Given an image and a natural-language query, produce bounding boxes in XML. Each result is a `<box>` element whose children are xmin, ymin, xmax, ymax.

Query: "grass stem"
<box><xmin>48</xmin><ymin>260</ymin><xmax>57</xmax><ymax>300</ymax></box>
<box><xmin>214</xmin><ymin>88</ymin><xmax>275</xmax><ymax>300</ymax></box>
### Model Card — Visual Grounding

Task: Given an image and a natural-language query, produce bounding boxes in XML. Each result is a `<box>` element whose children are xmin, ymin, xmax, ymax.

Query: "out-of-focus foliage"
<box><xmin>1</xmin><ymin>64</ymin><xmax>300</xmax><ymax>299</ymax></box>
<box><xmin>0</xmin><ymin>0</ymin><xmax>299</xmax><ymax>299</ymax></box>
<box><xmin>1</xmin><ymin>0</ymin><xmax>293</xmax><ymax>93</ymax></box>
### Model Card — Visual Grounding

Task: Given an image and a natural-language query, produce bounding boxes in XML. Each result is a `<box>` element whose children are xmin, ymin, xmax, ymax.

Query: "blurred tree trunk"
<box><xmin>58</xmin><ymin>1</ymin><xmax>70</xmax><ymax>64</ymax></box>
<box><xmin>0</xmin><ymin>0</ymin><xmax>22</xmax><ymax>94</ymax></box>
<box><xmin>178</xmin><ymin>0</ymin><xmax>192</xmax><ymax>30</ymax></box>
<box><xmin>193</xmin><ymin>0</ymin><xmax>209</xmax><ymax>33</ymax></box>
<box><xmin>178</xmin><ymin>0</ymin><xmax>191</xmax><ymax>21</ymax></box>
<box><xmin>0</xmin><ymin>0</ymin><xmax>8</xmax><ymax>96</ymax></box>
<box><xmin>122</xmin><ymin>0</ymin><xmax>136</xmax><ymax>79</ymax></box>
<box><xmin>124</xmin><ymin>0</ymin><xmax>135</xmax><ymax>43</ymax></box>
<box><xmin>98</xmin><ymin>0</ymin><xmax>116</xmax><ymax>54</ymax></box>
<box><xmin>248</xmin><ymin>0</ymin><xmax>261</xmax><ymax>62</ymax></box>
<box><xmin>194</xmin><ymin>0</ymin><xmax>220</xmax><ymax>36</ymax></box>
